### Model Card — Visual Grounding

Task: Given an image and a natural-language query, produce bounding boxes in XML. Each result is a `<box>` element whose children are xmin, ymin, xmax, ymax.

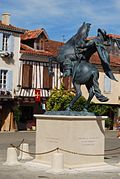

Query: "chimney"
<box><xmin>2</xmin><ymin>12</ymin><xmax>11</xmax><ymax>25</ymax></box>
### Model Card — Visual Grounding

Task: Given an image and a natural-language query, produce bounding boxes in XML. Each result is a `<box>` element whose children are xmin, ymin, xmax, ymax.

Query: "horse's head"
<box><xmin>65</xmin><ymin>22</ymin><xmax>91</xmax><ymax>46</ymax></box>
<box><xmin>73</xmin><ymin>22</ymin><xmax>91</xmax><ymax>47</ymax></box>
<box><xmin>77</xmin><ymin>22</ymin><xmax>91</xmax><ymax>40</ymax></box>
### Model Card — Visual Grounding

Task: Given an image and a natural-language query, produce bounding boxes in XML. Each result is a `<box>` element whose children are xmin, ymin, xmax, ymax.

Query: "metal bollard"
<box><xmin>18</xmin><ymin>143</ymin><xmax>33</xmax><ymax>160</ymax></box>
<box><xmin>3</xmin><ymin>147</ymin><xmax>20</xmax><ymax>165</ymax></box>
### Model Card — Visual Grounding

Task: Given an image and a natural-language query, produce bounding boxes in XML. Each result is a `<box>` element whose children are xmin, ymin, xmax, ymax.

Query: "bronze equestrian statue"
<box><xmin>48</xmin><ymin>22</ymin><xmax>118</xmax><ymax>112</ymax></box>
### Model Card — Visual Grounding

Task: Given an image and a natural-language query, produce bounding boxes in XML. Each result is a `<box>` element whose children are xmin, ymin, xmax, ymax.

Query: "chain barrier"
<box><xmin>17</xmin><ymin>139</ymin><xmax>24</xmax><ymax>148</ymax></box>
<box><xmin>58</xmin><ymin>147</ymin><xmax>120</xmax><ymax>156</ymax></box>
<box><xmin>105</xmin><ymin>146</ymin><xmax>120</xmax><ymax>152</ymax></box>
<box><xmin>10</xmin><ymin>143</ymin><xmax>58</xmax><ymax>155</ymax></box>
<box><xmin>10</xmin><ymin>139</ymin><xmax>120</xmax><ymax>157</ymax></box>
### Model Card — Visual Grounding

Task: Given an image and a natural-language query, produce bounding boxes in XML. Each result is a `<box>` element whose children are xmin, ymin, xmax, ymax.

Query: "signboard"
<box><xmin>35</xmin><ymin>89</ymin><xmax>41</xmax><ymax>102</ymax></box>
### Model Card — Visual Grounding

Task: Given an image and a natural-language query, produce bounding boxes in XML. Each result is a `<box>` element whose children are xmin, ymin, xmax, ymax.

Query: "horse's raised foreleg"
<box><xmin>66</xmin><ymin>82</ymin><xmax>82</xmax><ymax>111</ymax></box>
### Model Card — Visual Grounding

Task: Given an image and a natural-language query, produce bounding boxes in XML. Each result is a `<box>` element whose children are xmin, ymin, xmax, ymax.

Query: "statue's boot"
<box><xmin>95</xmin><ymin>94</ymin><xmax>109</xmax><ymax>102</ymax></box>
<box><xmin>92</xmin><ymin>73</ymin><xmax>109</xmax><ymax>102</ymax></box>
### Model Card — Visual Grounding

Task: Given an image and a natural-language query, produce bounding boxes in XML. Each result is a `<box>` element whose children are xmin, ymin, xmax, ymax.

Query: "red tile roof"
<box><xmin>0</xmin><ymin>20</ymin><xmax>25</xmax><ymax>34</ymax></box>
<box><xmin>87</xmin><ymin>34</ymin><xmax>120</xmax><ymax>40</ymax></box>
<box><xmin>21</xmin><ymin>29</ymin><xmax>48</xmax><ymax>40</ymax></box>
<box><xmin>45</xmin><ymin>40</ymin><xmax>64</xmax><ymax>56</ymax></box>
<box><xmin>20</xmin><ymin>28</ymin><xmax>120</xmax><ymax>67</ymax></box>
<box><xmin>21</xmin><ymin>42</ymin><xmax>120</xmax><ymax>67</ymax></box>
<box><xmin>21</xmin><ymin>43</ymin><xmax>53</xmax><ymax>56</ymax></box>
<box><xmin>108</xmin><ymin>34</ymin><xmax>120</xmax><ymax>39</ymax></box>
<box><xmin>21</xmin><ymin>38</ymin><xmax>64</xmax><ymax>57</ymax></box>
<box><xmin>90</xmin><ymin>52</ymin><xmax>120</xmax><ymax>67</ymax></box>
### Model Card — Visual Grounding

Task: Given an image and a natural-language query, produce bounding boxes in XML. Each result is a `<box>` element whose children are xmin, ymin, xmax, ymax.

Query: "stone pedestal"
<box><xmin>34</xmin><ymin>114</ymin><xmax>106</xmax><ymax>168</ymax></box>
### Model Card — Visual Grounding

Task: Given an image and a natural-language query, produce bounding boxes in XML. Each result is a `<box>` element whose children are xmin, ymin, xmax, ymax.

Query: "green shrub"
<box><xmin>105</xmin><ymin>118</ymin><xmax>112</xmax><ymax>129</ymax></box>
<box><xmin>13</xmin><ymin>105</ymin><xmax>22</xmax><ymax>122</ymax></box>
<box><xmin>46</xmin><ymin>83</ymin><xmax>118</xmax><ymax>122</ymax></box>
<box><xmin>46</xmin><ymin>83</ymin><xmax>86</xmax><ymax>111</ymax></box>
<box><xmin>89</xmin><ymin>104</ymin><xmax>118</xmax><ymax>116</ymax></box>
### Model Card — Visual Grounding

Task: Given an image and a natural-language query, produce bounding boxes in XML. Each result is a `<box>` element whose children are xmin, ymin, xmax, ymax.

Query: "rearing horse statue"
<box><xmin>49</xmin><ymin>22</ymin><xmax>117</xmax><ymax>111</ymax></box>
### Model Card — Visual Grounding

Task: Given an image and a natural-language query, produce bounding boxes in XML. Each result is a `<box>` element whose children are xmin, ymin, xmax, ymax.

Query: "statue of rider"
<box><xmin>63</xmin><ymin>26</ymin><xmax>117</xmax><ymax>83</ymax></box>
<box><xmin>71</xmin><ymin>28</ymin><xmax>117</xmax><ymax>102</ymax></box>
<box><xmin>75</xmin><ymin>28</ymin><xmax>117</xmax><ymax>81</ymax></box>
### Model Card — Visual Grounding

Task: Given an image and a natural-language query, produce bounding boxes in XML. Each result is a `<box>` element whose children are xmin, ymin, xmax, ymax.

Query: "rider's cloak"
<box><xmin>95</xmin><ymin>42</ymin><xmax>117</xmax><ymax>81</ymax></box>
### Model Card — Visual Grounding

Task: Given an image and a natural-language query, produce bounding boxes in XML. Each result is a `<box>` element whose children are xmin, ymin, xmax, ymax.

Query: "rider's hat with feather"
<box><xmin>97</xmin><ymin>28</ymin><xmax>107</xmax><ymax>40</ymax></box>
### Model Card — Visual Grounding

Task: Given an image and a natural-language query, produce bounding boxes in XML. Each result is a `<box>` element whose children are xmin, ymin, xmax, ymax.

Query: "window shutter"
<box><xmin>0</xmin><ymin>69</ymin><xmax>2</xmax><ymax>88</ymax></box>
<box><xmin>6</xmin><ymin>70</ymin><xmax>13</xmax><ymax>91</ymax></box>
<box><xmin>40</xmin><ymin>40</ymin><xmax>44</xmax><ymax>50</ymax></box>
<box><xmin>63</xmin><ymin>76</ymin><xmax>72</xmax><ymax>90</ymax></box>
<box><xmin>22</xmin><ymin>64</ymin><xmax>32</xmax><ymax>88</ymax></box>
<box><xmin>104</xmin><ymin>75</ymin><xmax>111</xmax><ymax>93</ymax></box>
<box><xmin>0</xmin><ymin>33</ymin><xmax>3</xmax><ymax>51</ymax></box>
<box><xmin>49</xmin><ymin>76</ymin><xmax>52</xmax><ymax>89</ymax></box>
<box><xmin>8</xmin><ymin>35</ymin><xmax>14</xmax><ymax>53</ymax></box>
<box><xmin>43</xmin><ymin>66</ymin><xmax>52</xmax><ymax>89</ymax></box>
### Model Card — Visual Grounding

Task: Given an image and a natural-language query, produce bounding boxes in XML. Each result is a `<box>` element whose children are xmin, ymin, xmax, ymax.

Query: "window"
<box><xmin>2</xmin><ymin>33</ymin><xmax>9</xmax><ymax>51</ymax></box>
<box><xmin>40</xmin><ymin>39</ymin><xmax>44</xmax><ymax>50</ymax></box>
<box><xmin>36</xmin><ymin>39</ymin><xmax>44</xmax><ymax>50</ymax></box>
<box><xmin>0</xmin><ymin>70</ymin><xmax>7</xmax><ymax>89</ymax></box>
<box><xmin>22</xmin><ymin>64</ymin><xmax>33</xmax><ymax>88</ymax></box>
<box><xmin>0</xmin><ymin>32</ymin><xmax>14</xmax><ymax>53</ymax></box>
<box><xmin>43</xmin><ymin>66</ymin><xmax>52</xmax><ymax>89</ymax></box>
<box><xmin>104</xmin><ymin>75</ymin><xmax>111</xmax><ymax>93</ymax></box>
<box><xmin>0</xmin><ymin>70</ymin><xmax>13</xmax><ymax>91</ymax></box>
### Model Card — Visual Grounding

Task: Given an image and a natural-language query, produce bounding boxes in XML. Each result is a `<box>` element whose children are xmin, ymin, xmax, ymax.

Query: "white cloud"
<box><xmin>114</xmin><ymin>0</ymin><xmax>120</xmax><ymax>8</ymax></box>
<box><xmin>13</xmin><ymin>0</ymin><xmax>65</xmax><ymax>17</ymax></box>
<box><xmin>0</xmin><ymin>0</ymin><xmax>120</xmax><ymax>40</ymax></box>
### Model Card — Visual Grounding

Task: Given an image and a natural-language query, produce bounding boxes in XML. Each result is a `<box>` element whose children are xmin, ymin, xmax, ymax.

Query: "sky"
<box><xmin>0</xmin><ymin>0</ymin><xmax>120</xmax><ymax>42</ymax></box>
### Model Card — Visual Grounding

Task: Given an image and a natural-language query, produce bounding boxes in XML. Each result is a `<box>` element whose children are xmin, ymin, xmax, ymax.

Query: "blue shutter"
<box><xmin>8</xmin><ymin>35</ymin><xmax>14</xmax><ymax>53</ymax></box>
<box><xmin>104</xmin><ymin>75</ymin><xmax>111</xmax><ymax>93</ymax></box>
<box><xmin>0</xmin><ymin>33</ymin><xmax>3</xmax><ymax>51</ymax></box>
<box><xmin>6</xmin><ymin>70</ymin><xmax>13</xmax><ymax>91</ymax></box>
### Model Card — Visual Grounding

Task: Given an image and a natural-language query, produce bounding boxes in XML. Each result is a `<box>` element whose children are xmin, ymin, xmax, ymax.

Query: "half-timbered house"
<box><xmin>16</xmin><ymin>29</ymin><xmax>66</xmax><ymax>129</ymax></box>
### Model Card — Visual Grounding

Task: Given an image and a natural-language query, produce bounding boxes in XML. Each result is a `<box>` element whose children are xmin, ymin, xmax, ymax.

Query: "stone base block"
<box><xmin>34</xmin><ymin>115</ymin><xmax>106</xmax><ymax>168</ymax></box>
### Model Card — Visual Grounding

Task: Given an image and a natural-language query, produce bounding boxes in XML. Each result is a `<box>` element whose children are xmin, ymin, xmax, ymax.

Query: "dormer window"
<box><xmin>40</xmin><ymin>39</ymin><xmax>44</xmax><ymax>50</ymax></box>
<box><xmin>36</xmin><ymin>39</ymin><xmax>44</xmax><ymax>50</ymax></box>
